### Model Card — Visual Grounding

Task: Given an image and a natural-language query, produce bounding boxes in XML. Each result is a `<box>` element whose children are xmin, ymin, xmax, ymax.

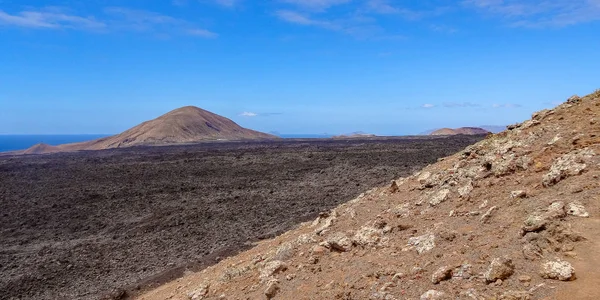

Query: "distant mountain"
<box><xmin>430</xmin><ymin>127</ymin><xmax>490</xmax><ymax>136</ymax></box>
<box><xmin>9</xmin><ymin>106</ymin><xmax>277</xmax><ymax>155</ymax></box>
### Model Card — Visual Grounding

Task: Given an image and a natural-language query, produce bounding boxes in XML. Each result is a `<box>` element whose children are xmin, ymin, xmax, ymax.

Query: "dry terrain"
<box><xmin>138</xmin><ymin>91</ymin><xmax>600</xmax><ymax>300</ymax></box>
<box><xmin>0</xmin><ymin>136</ymin><xmax>483</xmax><ymax>300</ymax></box>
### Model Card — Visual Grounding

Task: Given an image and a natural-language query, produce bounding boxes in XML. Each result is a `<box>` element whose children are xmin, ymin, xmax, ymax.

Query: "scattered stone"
<box><xmin>540</xmin><ymin>260</ymin><xmax>575</xmax><ymax>281</ymax></box>
<box><xmin>391</xmin><ymin>203</ymin><xmax>411</xmax><ymax>218</ymax></box>
<box><xmin>264</xmin><ymin>279</ymin><xmax>280</xmax><ymax>299</ymax></box>
<box><xmin>458</xmin><ymin>182</ymin><xmax>474</xmax><ymax>198</ymax></box>
<box><xmin>567</xmin><ymin>95</ymin><xmax>581</xmax><ymax>103</ymax></box>
<box><xmin>518</xmin><ymin>275</ymin><xmax>532</xmax><ymax>282</ymax></box>
<box><xmin>323</xmin><ymin>232</ymin><xmax>353</xmax><ymax>252</ymax></box>
<box><xmin>420</xmin><ymin>290</ymin><xmax>446</xmax><ymax>300</ymax></box>
<box><xmin>431</xmin><ymin>266</ymin><xmax>453</xmax><ymax>284</ymax></box>
<box><xmin>500</xmin><ymin>290</ymin><xmax>532</xmax><ymax>300</ymax></box>
<box><xmin>353</xmin><ymin>224</ymin><xmax>386</xmax><ymax>247</ymax></box>
<box><xmin>188</xmin><ymin>283</ymin><xmax>210</xmax><ymax>300</ymax></box>
<box><xmin>480</xmin><ymin>206</ymin><xmax>498</xmax><ymax>224</ymax></box>
<box><xmin>392</xmin><ymin>272</ymin><xmax>406</xmax><ymax>281</ymax></box>
<box><xmin>566</xmin><ymin>201</ymin><xmax>589</xmax><ymax>217</ymax></box>
<box><xmin>407</xmin><ymin>234</ymin><xmax>436</xmax><ymax>254</ymax></box>
<box><xmin>484</xmin><ymin>257</ymin><xmax>515</xmax><ymax>283</ymax></box>
<box><xmin>522</xmin><ymin>202</ymin><xmax>566</xmax><ymax>232</ymax></box>
<box><xmin>452</xmin><ymin>263</ymin><xmax>473</xmax><ymax>280</ymax></box>
<box><xmin>429</xmin><ymin>189</ymin><xmax>450</xmax><ymax>206</ymax></box>
<box><xmin>511</xmin><ymin>190</ymin><xmax>527</xmax><ymax>199</ymax></box>
<box><xmin>542</xmin><ymin>148</ymin><xmax>595</xmax><ymax>187</ymax></box>
<box><xmin>260</xmin><ymin>261</ymin><xmax>287</xmax><ymax>281</ymax></box>
<box><xmin>417</xmin><ymin>171</ymin><xmax>432</xmax><ymax>184</ymax></box>
<box><xmin>310</xmin><ymin>245</ymin><xmax>328</xmax><ymax>256</ymax></box>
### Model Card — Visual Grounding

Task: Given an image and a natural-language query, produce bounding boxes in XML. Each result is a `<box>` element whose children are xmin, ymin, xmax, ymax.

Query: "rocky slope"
<box><xmin>430</xmin><ymin>127</ymin><xmax>490</xmax><ymax>136</ymax></box>
<box><xmin>137</xmin><ymin>91</ymin><xmax>600</xmax><ymax>300</ymax></box>
<box><xmin>10</xmin><ymin>106</ymin><xmax>277</xmax><ymax>155</ymax></box>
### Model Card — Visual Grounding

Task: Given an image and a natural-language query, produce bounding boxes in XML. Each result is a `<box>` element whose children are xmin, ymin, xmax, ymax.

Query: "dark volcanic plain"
<box><xmin>0</xmin><ymin>136</ymin><xmax>484</xmax><ymax>300</ymax></box>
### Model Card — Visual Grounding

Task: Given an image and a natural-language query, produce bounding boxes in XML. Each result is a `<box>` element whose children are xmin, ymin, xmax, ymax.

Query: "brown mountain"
<box><xmin>430</xmin><ymin>126</ymin><xmax>490</xmax><ymax>135</ymax></box>
<box><xmin>12</xmin><ymin>106</ymin><xmax>277</xmax><ymax>155</ymax></box>
<box><xmin>138</xmin><ymin>91</ymin><xmax>600</xmax><ymax>300</ymax></box>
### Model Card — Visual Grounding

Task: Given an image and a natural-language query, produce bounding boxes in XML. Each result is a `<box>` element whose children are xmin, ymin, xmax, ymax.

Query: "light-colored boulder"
<box><xmin>566</xmin><ymin>201</ymin><xmax>589</xmax><ymax>217</ymax></box>
<box><xmin>540</xmin><ymin>260</ymin><xmax>574</xmax><ymax>281</ymax></box>
<box><xmin>484</xmin><ymin>257</ymin><xmax>515</xmax><ymax>282</ymax></box>
<box><xmin>408</xmin><ymin>234</ymin><xmax>436</xmax><ymax>254</ymax></box>
<box><xmin>429</xmin><ymin>189</ymin><xmax>450</xmax><ymax>206</ymax></box>
<box><xmin>542</xmin><ymin>148</ymin><xmax>595</xmax><ymax>187</ymax></box>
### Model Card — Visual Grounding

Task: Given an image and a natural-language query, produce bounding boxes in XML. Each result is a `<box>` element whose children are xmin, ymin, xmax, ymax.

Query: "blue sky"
<box><xmin>0</xmin><ymin>0</ymin><xmax>599</xmax><ymax>135</ymax></box>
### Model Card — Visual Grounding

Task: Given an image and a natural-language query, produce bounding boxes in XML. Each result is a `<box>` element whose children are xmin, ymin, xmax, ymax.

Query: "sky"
<box><xmin>0</xmin><ymin>0</ymin><xmax>599</xmax><ymax>135</ymax></box>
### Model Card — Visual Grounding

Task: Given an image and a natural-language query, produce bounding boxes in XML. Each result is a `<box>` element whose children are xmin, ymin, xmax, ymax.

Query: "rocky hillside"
<box><xmin>137</xmin><ymin>91</ymin><xmax>600</xmax><ymax>300</ymax></box>
<box><xmin>431</xmin><ymin>127</ymin><xmax>490</xmax><ymax>136</ymax></box>
<box><xmin>10</xmin><ymin>106</ymin><xmax>277</xmax><ymax>155</ymax></box>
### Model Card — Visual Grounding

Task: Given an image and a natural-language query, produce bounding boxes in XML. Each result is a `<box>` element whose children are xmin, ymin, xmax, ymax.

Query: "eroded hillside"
<box><xmin>138</xmin><ymin>91</ymin><xmax>600</xmax><ymax>300</ymax></box>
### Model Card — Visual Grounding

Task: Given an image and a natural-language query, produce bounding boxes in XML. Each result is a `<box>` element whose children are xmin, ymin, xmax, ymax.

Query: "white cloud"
<box><xmin>422</xmin><ymin>103</ymin><xmax>435</xmax><ymax>108</ymax></box>
<box><xmin>0</xmin><ymin>8</ymin><xmax>105</xmax><ymax>30</ymax></box>
<box><xmin>239</xmin><ymin>112</ymin><xmax>258</xmax><ymax>117</ymax></box>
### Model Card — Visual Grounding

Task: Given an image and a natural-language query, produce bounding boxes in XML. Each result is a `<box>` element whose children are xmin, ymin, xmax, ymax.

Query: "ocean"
<box><xmin>0</xmin><ymin>135</ymin><xmax>109</xmax><ymax>152</ymax></box>
<box><xmin>0</xmin><ymin>134</ymin><xmax>335</xmax><ymax>153</ymax></box>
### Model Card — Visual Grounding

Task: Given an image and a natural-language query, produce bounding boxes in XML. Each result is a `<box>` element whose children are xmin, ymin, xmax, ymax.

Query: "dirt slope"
<box><xmin>431</xmin><ymin>127</ymin><xmax>490</xmax><ymax>136</ymax></box>
<box><xmin>14</xmin><ymin>106</ymin><xmax>276</xmax><ymax>155</ymax></box>
<box><xmin>138</xmin><ymin>91</ymin><xmax>600</xmax><ymax>300</ymax></box>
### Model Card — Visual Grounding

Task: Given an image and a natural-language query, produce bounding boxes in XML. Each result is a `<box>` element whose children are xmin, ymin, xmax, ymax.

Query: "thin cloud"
<box><xmin>492</xmin><ymin>103</ymin><xmax>522</xmax><ymax>108</ymax></box>
<box><xmin>443</xmin><ymin>101</ymin><xmax>479</xmax><ymax>108</ymax></box>
<box><xmin>187</xmin><ymin>28</ymin><xmax>218</xmax><ymax>38</ymax></box>
<box><xmin>239</xmin><ymin>112</ymin><xmax>282</xmax><ymax>117</ymax></box>
<box><xmin>280</xmin><ymin>0</ymin><xmax>352</xmax><ymax>11</ymax></box>
<box><xmin>0</xmin><ymin>8</ymin><xmax>105</xmax><ymax>30</ymax></box>
<box><xmin>0</xmin><ymin>7</ymin><xmax>218</xmax><ymax>38</ymax></box>
<box><xmin>462</xmin><ymin>0</ymin><xmax>600</xmax><ymax>27</ymax></box>
<box><xmin>422</xmin><ymin>103</ymin><xmax>435</xmax><ymax>108</ymax></box>
<box><xmin>275</xmin><ymin>10</ymin><xmax>339</xmax><ymax>30</ymax></box>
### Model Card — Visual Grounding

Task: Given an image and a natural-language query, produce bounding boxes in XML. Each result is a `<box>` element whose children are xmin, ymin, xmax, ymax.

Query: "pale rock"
<box><xmin>431</xmin><ymin>266</ymin><xmax>453</xmax><ymax>284</ymax></box>
<box><xmin>264</xmin><ymin>279</ymin><xmax>280</xmax><ymax>299</ymax></box>
<box><xmin>499</xmin><ymin>290</ymin><xmax>532</xmax><ymax>300</ymax></box>
<box><xmin>522</xmin><ymin>202</ymin><xmax>565</xmax><ymax>232</ymax></box>
<box><xmin>429</xmin><ymin>189</ymin><xmax>450</xmax><ymax>206</ymax></box>
<box><xmin>566</xmin><ymin>201</ymin><xmax>589</xmax><ymax>217</ymax></box>
<box><xmin>353</xmin><ymin>224</ymin><xmax>387</xmax><ymax>247</ymax></box>
<box><xmin>480</xmin><ymin>206</ymin><xmax>498</xmax><ymax>224</ymax></box>
<box><xmin>540</xmin><ymin>260</ymin><xmax>574</xmax><ymax>281</ymax></box>
<box><xmin>542</xmin><ymin>148</ymin><xmax>595</xmax><ymax>187</ymax></box>
<box><xmin>420</xmin><ymin>290</ymin><xmax>446</xmax><ymax>300</ymax></box>
<box><xmin>322</xmin><ymin>232</ymin><xmax>353</xmax><ymax>252</ymax></box>
<box><xmin>407</xmin><ymin>234</ymin><xmax>435</xmax><ymax>254</ymax></box>
<box><xmin>417</xmin><ymin>171</ymin><xmax>432</xmax><ymax>183</ymax></box>
<box><xmin>511</xmin><ymin>190</ymin><xmax>527</xmax><ymax>199</ymax></box>
<box><xmin>260</xmin><ymin>261</ymin><xmax>287</xmax><ymax>281</ymax></box>
<box><xmin>458</xmin><ymin>182</ymin><xmax>474</xmax><ymax>198</ymax></box>
<box><xmin>484</xmin><ymin>257</ymin><xmax>515</xmax><ymax>282</ymax></box>
<box><xmin>188</xmin><ymin>283</ymin><xmax>210</xmax><ymax>300</ymax></box>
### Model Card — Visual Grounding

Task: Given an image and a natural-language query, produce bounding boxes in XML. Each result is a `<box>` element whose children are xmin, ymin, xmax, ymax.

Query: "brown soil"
<box><xmin>0</xmin><ymin>136</ymin><xmax>483</xmax><ymax>300</ymax></box>
<box><xmin>138</xmin><ymin>92</ymin><xmax>600</xmax><ymax>300</ymax></box>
